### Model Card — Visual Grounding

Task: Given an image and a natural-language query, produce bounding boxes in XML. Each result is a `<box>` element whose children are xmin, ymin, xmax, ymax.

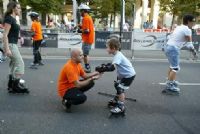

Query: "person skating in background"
<box><xmin>162</xmin><ymin>14</ymin><xmax>198</xmax><ymax>95</ymax></box>
<box><xmin>77</xmin><ymin>3</ymin><xmax>95</xmax><ymax>73</ymax></box>
<box><xmin>29</xmin><ymin>12</ymin><xmax>44</xmax><ymax>69</ymax></box>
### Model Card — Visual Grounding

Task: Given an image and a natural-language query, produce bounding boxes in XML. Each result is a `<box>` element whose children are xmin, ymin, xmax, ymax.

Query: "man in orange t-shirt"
<box><xmin>78</xmin><ymin>4</ymin><xmax>94</xmax><ymax>73</ymax></box>
<box><xmin>29</xmin><ymin>12</ymin><xmax>44</xmax><ymax>68</ymax></box>
<box><xmin>57</xmin><ymin>48</ymin><xmax>101</xmax><ymax>111</ymax></box>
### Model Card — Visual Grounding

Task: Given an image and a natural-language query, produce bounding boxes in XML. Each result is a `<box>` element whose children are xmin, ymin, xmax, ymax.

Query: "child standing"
<box><xmin>105</xmin><ymin>38</ymin><xmax>136</xmax><ymax>114</ymax></box>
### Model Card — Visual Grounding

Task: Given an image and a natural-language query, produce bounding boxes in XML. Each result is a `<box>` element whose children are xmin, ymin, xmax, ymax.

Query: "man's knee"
<box><xmin>87</xmin><ymin>80</ymin><xmax>95</xmax><ymax>89</ymax></box>
<box><xmin>74</xmin><ymin>94</ymin><xmax>87</xmax><ymax>105</ymax></box>
<box><xmin>171</xmin><ymin>67</ymin><xmax>180</xmax><ymax>73</ymax></box>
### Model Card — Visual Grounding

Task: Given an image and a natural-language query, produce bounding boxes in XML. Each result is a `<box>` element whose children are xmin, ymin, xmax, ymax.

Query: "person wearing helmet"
<box><xmin>162</xmin><ymin>14</ymin><xmax>198</xmax><ymax>95</ymax></box>
<box><xmin>29</xmin><ymin>11</ymin><xmax>44</xmax><ymax>69</ymax></box>
<box><xmin>78</xmin><ymin>3</ymin><xmax>94</xmax><ymax>73</ymax></box>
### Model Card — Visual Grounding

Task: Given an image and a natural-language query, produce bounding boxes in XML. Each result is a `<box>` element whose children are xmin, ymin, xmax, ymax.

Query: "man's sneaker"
<box><xmin>62</xmin><ymin>99</ymin><xmax>71</xmax><ymax>110</ymax></box>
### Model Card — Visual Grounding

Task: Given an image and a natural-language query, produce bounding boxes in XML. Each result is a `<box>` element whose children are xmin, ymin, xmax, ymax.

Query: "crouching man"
<box><xmin>57</xmin><ymin>48</ymin><xmax>101</xmax><ymax>111</ymax></box>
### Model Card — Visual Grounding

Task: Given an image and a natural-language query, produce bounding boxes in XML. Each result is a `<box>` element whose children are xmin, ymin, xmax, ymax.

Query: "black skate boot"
<box><xmin>108</xmin><ymin>95</ymin><xmax>118</xmax><ymax>108</ymax></box>
<box><xmin>7</xmin><ymin>75</ymin><xmax>13</xmax><ymax>91</ymax></box>
<box><xmin>9</xmin><ymin>79</ymin><xmax>30</xmax><ymax>94</ymax></box>
<box><xmin>109</xmin><ymin>102</ymin><xmax>125</xmax><ymax>118</ymax></box>
<box><xmin>62</xmin><ymin>99</ymin><xmax>72</xmax><ymax>113</ymax></box>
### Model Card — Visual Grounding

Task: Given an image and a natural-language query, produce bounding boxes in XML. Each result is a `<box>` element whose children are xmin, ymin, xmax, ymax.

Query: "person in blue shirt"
<box><xmin>98</xmin><ymin>38</ymin><xmax>136</xmax><ymax>114</ymax></box>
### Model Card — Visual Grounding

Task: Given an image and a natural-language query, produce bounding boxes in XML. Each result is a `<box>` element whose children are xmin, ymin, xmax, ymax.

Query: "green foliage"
<box><xmin>159</xmin><ymin>0</ymin><xmax>200</xmax><ymax>17</ymax></box>
<box><xmin>93</xmin><ymin>0</ymin><xmax>121</xmax><ymax>18</ymax></box>
<box><xmin>19</xmin><ymin>0</ymin><xmax>63</xmax><ymax>14</ymax></box>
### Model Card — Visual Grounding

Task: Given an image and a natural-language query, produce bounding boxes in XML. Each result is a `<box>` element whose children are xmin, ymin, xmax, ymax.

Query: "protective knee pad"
<box><xmin>172</xmin><ymin>67</ymin><xmax>180</xmax><ymax>73</ymax></box>
<box><xmin>114</xmin><ymin>82</ymin><xmax>125</xmax><ymax>95</ymax></box>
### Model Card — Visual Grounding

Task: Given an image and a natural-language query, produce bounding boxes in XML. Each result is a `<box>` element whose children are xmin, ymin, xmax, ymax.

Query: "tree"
<box><xmin>159</xmin><ymin>0</ymin><xmax>200</xmax><ymax>29</ymax></box>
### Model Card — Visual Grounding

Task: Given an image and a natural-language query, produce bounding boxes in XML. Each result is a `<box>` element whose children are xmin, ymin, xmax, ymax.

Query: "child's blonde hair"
<box><xmin>106</xmin><ymin>38</ymin><xmax>121</xmax><ymax>50</ymax></box>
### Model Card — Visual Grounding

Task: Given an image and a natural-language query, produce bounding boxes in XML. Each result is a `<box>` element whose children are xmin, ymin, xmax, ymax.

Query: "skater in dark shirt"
<box><xmin>3</xmin><ymin>1</ymin><xmax>29</xmax><ymax>93</ymax></box>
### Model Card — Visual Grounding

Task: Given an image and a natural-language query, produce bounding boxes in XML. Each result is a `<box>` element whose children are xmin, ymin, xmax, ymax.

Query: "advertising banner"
<box><xmin>132</xmin><ymin>31</ymin><xmax>167</xmax><ymax>50</ymax></box>
<box><xmin>95</xmin><ymin>31</ymin><xmax>132</xmax><ymax>50</ymax></box>
<box><xmin>57</xmin><ymin>33</ymin><xmax>82</xmax><ymax>48</ymax></box>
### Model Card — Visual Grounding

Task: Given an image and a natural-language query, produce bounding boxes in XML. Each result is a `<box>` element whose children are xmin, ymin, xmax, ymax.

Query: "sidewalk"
<box><xmin>19</xmin><ymin>47</ymin><xmax>198</xmax><ymax>61</ymax></box>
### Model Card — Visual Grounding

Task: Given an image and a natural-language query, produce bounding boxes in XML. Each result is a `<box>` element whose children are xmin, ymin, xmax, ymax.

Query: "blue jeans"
<box><xmin>164</xmin><ymin>45</ymin><xmax>180</xmax><ymax>70</ymax></box>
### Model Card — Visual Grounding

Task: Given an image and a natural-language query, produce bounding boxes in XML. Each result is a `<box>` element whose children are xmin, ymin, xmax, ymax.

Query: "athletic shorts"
<box><xmin>82</xmin><ymin>43</ymin><xmax>92</xmax><ymax>55</ymax></box>
<box><xmin>117</xmin><ymin>75</ymin><xmax>135</xmax><ymax>90</ymax></box>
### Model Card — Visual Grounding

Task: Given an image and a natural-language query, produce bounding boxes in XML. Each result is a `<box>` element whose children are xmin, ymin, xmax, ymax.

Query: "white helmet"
<box><xmin>78</xmin><ymin>3</ymin><xmax>90</xmax><ymax>10</ymax></box>
<box><xmin>28</xmin><ymin>12</ymin><xmax>39</xmax><ymax>17</ymax></box>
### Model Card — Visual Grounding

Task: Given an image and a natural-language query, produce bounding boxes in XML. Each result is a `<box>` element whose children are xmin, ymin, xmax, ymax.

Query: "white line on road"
<box><xmin>159</xmin><ymin>83</ymin><xmax>200</xmax><ymax>86</ymax></box>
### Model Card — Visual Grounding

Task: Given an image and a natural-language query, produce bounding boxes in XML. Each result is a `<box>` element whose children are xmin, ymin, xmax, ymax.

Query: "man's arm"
<box><xmin>73</xmin><ymin>77</ymin><xmax>94</xmax><ymax>88</ymax></box>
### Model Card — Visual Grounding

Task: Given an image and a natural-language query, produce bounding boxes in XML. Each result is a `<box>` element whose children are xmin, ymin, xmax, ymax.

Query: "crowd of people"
<box><xmin>1</xmin><ymin>1</ymin><xmax>199</xmax><ymax>116</ymax></box>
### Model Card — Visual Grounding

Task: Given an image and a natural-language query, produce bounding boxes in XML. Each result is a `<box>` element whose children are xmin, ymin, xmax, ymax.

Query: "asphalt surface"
<box><xmin>0</xmin><ymin>57</ymin><xmax>200</xmax><ymax>134</ymax></box>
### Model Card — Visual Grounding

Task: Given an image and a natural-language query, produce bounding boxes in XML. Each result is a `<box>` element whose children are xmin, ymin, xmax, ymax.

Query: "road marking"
<box><xmin>159</xmin><ymin>83</ymin><xmax>200</xmax><ymax>86</ymax></box>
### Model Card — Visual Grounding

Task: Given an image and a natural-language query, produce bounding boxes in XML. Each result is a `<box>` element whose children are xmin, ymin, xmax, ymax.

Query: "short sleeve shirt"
<box><xmin>57</xmin><ymin>59</ymin><xmax>86</xmax><ymax>97</ymax></box>
<box><xmin>167</xmin><ymin>25</ymin><xmax>192</xmax><ymax>49</ymax></box>
<box><xmin>31</xmin><ymin>20</ymin><xmax>43</xmax><ymax>41</ymax></box>
<box><xmin>3</xmin><ymin>15</ymin><xmax>20</xmax><ymax>44</ymax></box>
<box><xmin>81</xmin><ymin>14</ymin><xmax>94</xmax><ymax>44</ymax></box>
<box><xmin>112</xmin><ymin>51</ymin><xmax>136</xmax><ymax>79</ymax></box>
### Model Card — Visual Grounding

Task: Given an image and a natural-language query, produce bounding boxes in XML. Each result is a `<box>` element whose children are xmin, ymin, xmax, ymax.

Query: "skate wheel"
<box><xmin>162</xmin><ymin>89</ymin><xmax>180</xmax><ymax>96</ymax></box>
<box><xmin>109</xmin><ymin>112</ymin><xmax>126</xmax><ymax>118</ymax></box>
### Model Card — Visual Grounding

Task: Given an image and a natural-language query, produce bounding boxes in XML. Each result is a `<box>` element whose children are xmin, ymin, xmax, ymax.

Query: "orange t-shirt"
<box><xmin>81</xmin><ymin>14</ymin><xmax>94</xmax><ymax>44</ymax></box>
<box><xmin>57</xmin><ymin>59</ymin><xmax>86</xmax><ymax>97</ymax></box>
<box><xmin>31</xmin><ymin>20</ymin><xmax>43</xmax><ymax>41</ymax></box>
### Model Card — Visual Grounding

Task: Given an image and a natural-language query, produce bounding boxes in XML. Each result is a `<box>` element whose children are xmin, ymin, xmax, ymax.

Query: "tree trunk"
<box><xmin>170</xmin><ymin>14</ymin><xmax>175</xmax><ymax>31</ymax></box>
<box><xmin>110</xmin><ymin>14</ymin><xmax>112</xmax><ymax>28</ymax></box>
<box><xmin>41</xmin><ymin>13</ymin><xmax>46</xmax><ymax>26</ymax></box>
<box><xmin>21</xmin><ymin>8</ymin><xmax>27</xmax><ymax>26</ymax></box>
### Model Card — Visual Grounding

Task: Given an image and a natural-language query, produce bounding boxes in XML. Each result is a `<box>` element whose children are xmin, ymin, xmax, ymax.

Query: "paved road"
<box><xmin>0</xmin><ymin>58</ymin><xmax>200</xmax><ymax>134</ymax></box>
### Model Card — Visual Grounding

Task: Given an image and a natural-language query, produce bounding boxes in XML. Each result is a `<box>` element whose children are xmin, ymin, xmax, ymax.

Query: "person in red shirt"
<box><xmin>29</xmin><ymin>12</ymin><xmax>44</xmax><ymax>69</ymax></box>
<box><xmin>78</xmin><ymin>4</ymin><xmax>94</xmax><ymax>73</ymax></box>
<box><xmin>57</xmin><ymin>48</ymin><xmax>101</xmax><ymax>111</ymax></box>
